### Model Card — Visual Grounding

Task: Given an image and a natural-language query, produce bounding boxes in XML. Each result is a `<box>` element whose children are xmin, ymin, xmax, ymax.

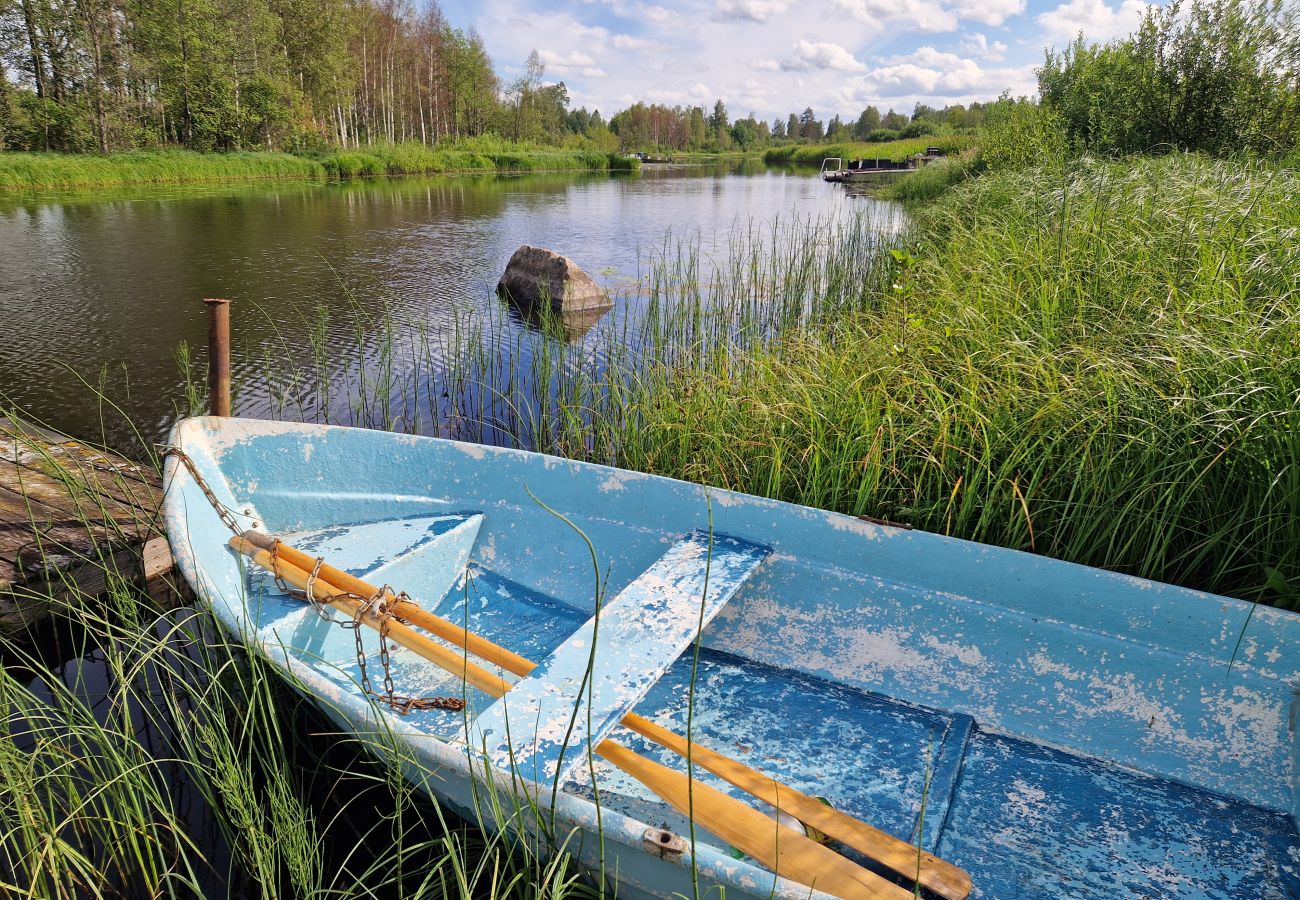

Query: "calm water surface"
<box><xmin>0</xmin><ymin>161</ymin><xmax>893</xmax><ymax>452</ymax></box>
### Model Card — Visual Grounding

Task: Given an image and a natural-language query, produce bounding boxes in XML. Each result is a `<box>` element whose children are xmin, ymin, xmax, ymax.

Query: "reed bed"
<box><xmin>0</xmin><ymin>150</ymin><xmax>326</xmax><ymax>190</ymax></box>
<box><xmin>613</xmin><ymin>154</ymin><xmax>1298</xmax><ymax>606</ymax></box>
<box><xmin>0</xmin><ymin>142</ymin><xmax>638</xmax><ymax>192</ymax></box>
<box><xmin>317</xmin><ymin>139</ymin><xmax>638</xmax><ymax>179</ymax></box>
<box><xmin>239</xmin><ymin>153</ymin><xmax>1298</xmax><ymax>607</ymax></box>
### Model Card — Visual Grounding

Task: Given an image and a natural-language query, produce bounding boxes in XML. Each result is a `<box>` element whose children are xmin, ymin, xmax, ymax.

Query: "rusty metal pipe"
<box><xmin>203</xmin><ymin>298</ymin><xmax>231</xmax><ymax>417</ymax></box>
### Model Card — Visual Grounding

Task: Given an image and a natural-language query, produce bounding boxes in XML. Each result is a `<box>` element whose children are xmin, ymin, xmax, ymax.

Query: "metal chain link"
<box><xmin>160</xmin><ymin>443</ymin><xmax>463</xmax><ymax>715</ymax></box>
<box><xmin>159</xmin><ymin>445</ymin><xmax>246</xmax><ymax>536</ymax></box>
<box><xmin>271</xmin><ymin>539</ymin><xmax>466</xmax><ymax>715</ymax></box>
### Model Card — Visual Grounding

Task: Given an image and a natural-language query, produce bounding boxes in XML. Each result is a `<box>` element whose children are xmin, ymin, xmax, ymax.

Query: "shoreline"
<box><xmin>0</xmin><ymin>146</ymin><xmax>656</xmax><ymax>193</ymax></box>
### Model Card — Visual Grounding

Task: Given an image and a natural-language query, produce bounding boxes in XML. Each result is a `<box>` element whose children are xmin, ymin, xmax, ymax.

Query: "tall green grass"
<box><xmin>613</xmin><ymin>154</ymin><xmax>1298</xmax><ymax>605</ymax></box>
<box><xmin>884</xmin><ymin>150</ymin><xmax>984</xmax><ymax>202</ymax></box>
<box><xmin>241</xmin><ymin>153</ymin><xmax>1297</xmax><ymax>606</ymax></box>
<box><xmin>763</xmin><ymin>136</ymin><xmax>972</xmax><ymax>166</ymax></box>
<box><xmin>0</xmin><ymin>141</ymin><xmax>639</xmax><ymax>191</ymax></box>
<box><xmin>317</xmin><ymin>139</ymin><xmax>638</xmax><ymax>179</ymax></box>
<box><xmin>0</xmin><ymin>150</ymin><xmax>327</xmax><ymax>190</ymax></box>
<box><xmin>0</xmin><ymin>423</ymin><xmax>597</xmax><ymax>897</ymax></box>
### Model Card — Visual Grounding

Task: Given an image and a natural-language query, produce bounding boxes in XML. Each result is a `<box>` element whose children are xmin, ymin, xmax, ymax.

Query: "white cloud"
<box><xmin>845</xmin><ymin>48</ymin><xmax>1036</xmax><ymax>102</ymax></box>
<box><xmin>643</xmin><ymin>81</ymin><xmax>717</xmax><ymax>106</ymax></box>
<box><xmin>831</xmin><ymin>0</ymin><xmax>958</xmax><ymax>32</ymax></box>
<box><xmin>538</xmin><ymin>49</ymin><xmax>599</xmax><ymax>69</ymax></box>
<box><xmin>642</xmin><ymin>4</ymin><xmax>680</xmax><ymax>25</ymax></box>
<box><xmin>947</xmin><ymin>0</ymin><xmax>1025</xmax><ymax>26</ymax></box>
<box><xmin>714</xmin><ymin>0</ymin><xmax>790</xmax><ymax>22</ymax></box>
<box><xmin>612</xmin><ymin>33</ymin><xmax>657</xmax><ymax>50</ymax></box>
<box><xmin>778</xmin><ymin>41</ymin><xmax>867</xmax><ymax>72</ymax></box>
<box><xmin>960</xmin><ymin>32</ymin><xmax>1008</xmax><ymax>60</ymax></box>
<box><xmin>1037</xmin><ymin>0</ymin><xmax>1149</xmax><ymax>44</ymax></box>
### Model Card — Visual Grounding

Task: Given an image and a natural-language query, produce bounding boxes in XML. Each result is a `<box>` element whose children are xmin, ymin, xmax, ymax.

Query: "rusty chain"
<box><xmin>161</xmin><ymin>444</ymin><xmax>464</xmax><ymax>715</ymax></box>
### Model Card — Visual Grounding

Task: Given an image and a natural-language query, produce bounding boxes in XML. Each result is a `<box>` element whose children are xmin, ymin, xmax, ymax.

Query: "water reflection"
<box><xmin>0</xmin><ymin>161</ymin><xmax>894</xmax><ymax>452</ymax></box>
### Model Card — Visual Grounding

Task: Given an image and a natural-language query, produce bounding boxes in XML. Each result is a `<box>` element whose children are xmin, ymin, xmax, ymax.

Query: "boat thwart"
<box><xmin>163</xmin><ymin>417</ymin><xmax>1300</xmax><ymax>899</ymax></box>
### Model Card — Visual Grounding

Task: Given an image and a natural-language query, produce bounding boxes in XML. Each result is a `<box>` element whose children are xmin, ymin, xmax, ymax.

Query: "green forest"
<box><xmin>0</xmin><ymin>0</ymin><xmax>965</xmax><ymax>155</ymax></box>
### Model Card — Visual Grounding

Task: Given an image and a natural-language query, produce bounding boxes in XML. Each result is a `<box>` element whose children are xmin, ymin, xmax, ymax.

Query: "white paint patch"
<box><xmin>922</xmin><ymin>635</ymin><xmax>987</xmax><ymax>668</ymax></box>
<box><xmin>598</xmin><ymin>469</ymin><xmax>646</xmax><ymax>492</ymax></box>
<box><xmin>823</xmin><ymin>512</ymin><xmax>882</xmax><ymax>538</ymax></box>
<box><xmin>1028</xmin><ymin>652</ymin><xmax>1085</xmax><ymax>681</ymax></box>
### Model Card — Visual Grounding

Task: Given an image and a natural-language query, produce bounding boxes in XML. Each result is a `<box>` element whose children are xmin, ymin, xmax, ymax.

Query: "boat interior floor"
<box><xmin>249</xmin><ymin>538</ymin><xmax>1300</xmax><ymax>900</ymax></box>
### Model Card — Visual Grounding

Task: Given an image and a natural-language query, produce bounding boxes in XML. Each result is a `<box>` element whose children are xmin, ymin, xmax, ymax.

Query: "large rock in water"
<box><xmin>497</xmin><ymin>245</ymin><xmax>611</xmax><ymax>312</ymax></box>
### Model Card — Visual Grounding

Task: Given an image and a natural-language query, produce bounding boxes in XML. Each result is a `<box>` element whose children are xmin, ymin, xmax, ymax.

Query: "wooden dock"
<box><xmin>0</xmin><ymin>416</ymin><xmax>182</xmax><ymax>634</ymax></box>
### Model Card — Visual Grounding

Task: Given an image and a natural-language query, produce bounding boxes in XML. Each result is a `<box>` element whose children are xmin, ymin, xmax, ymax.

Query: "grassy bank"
<box><xmin>0</xmin><ymin>141</ymin><xmax>639</xmax><ymax>191</ymax></box>
<box><xmin>316</xmin><ymin>139</ymin><xmax>639</xmax><ymax>178</ymax></box>
<box><xmin>0</xmin><ymin>149</ymin><xmax>327</xmax><ymax>190</ymax></box>
<box><xmin>763</xmin><ymin>135</ymin><xmax>971</xmax><ymax>166</ymax></box>
<box><xmin>883</xmin><ymin>149</ymin><xmax>984</xmax><ymax>202</ymax></box>
<box><xmin>238</xmin><ymin>154</ymin><xmax>1297</xmax><ymax>604</ymax></box>
<box><xmin>610</xmin><ymin>155</ymin><xmax>1298</xmax><ymax>606</ymax></box>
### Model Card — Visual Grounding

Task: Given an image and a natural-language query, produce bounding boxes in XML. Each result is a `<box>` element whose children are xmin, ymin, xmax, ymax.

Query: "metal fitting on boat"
<box><xmin>643</xmin><ymin>827</ymin><xmax>688</xmax><ymax>857</ymax></box>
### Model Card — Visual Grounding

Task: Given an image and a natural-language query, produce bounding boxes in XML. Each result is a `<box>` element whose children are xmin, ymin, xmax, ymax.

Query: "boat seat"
<box><xmin>467</xmin><ymin>530</ymin><xmax>770</xmax><ymax>788</ymax></box>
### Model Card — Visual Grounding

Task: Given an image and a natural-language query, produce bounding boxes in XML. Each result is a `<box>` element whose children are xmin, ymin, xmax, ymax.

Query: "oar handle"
<box><xmin>237</xmin><ymin>530</ymin><xmax>971</xmax><ymax>899</ymax></box>
<box><xmin>229</xmin><ymin>534</ymin><xmax>908</xmax><ymax>900</ymax></box>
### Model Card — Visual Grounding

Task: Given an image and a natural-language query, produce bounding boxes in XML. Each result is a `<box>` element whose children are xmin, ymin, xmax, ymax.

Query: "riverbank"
<box><xmin>610</xmin><ymin>153</ymin><xmax>1298</xmax><ymax>607</ymax></box>
<box><xmin>763</xmin><ymin>135</ymin><xmax>972</xmax><ymax>166</ymax></box>
<box><xmin>0</xmin><ymin>142</ymin><xmax>639</xmax><ymax>191</ymax></box>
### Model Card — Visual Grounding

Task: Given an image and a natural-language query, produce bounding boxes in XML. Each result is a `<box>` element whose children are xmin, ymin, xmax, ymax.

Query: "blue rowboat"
<box><xmin>163</xmin><ymin>417</ymin><xmax>1300</xmax><ymax>899</ymax></box>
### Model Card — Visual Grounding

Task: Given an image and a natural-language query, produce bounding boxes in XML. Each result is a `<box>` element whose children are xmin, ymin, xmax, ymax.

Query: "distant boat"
<box><xmin>164</xmin><ymin>417</ymin><xmax>1300</xmax><ymax>899</ymax></box>
<box><xmin>820</xmin><ymin>157</ymin><xmax>911</xmax><ymax>182</ymax></box>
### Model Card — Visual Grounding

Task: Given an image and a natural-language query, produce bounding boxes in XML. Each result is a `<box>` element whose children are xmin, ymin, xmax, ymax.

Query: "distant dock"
<box><xmin>1</xmin><ymin>416</ymin><xmax>182</xmax><ymax>633</ymax></box>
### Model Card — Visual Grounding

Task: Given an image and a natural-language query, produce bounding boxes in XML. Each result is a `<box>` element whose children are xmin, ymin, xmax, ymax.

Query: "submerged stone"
<box><xmin>497</xmin><ymin>245</ymin><xmax>612</xmax><ymax>312</ymax></box>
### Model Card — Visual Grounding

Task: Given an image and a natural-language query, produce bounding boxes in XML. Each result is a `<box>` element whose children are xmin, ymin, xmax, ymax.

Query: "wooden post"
<box><xmin>203</xmin><ymin>298</ymin><xmax>231</xmax><ymax>417</ymax></box>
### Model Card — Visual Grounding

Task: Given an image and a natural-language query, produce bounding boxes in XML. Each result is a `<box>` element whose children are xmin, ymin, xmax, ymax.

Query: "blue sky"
<box><xmin>440</xmin><ymin>0</ymin><xmax>1153</xmax><ymax>121</ymax></box>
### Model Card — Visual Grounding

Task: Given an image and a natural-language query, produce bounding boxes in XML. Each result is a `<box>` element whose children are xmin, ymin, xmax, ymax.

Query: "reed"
<box><xmin>0</xmin><ymin>414</ymin><xmax>602</xmax><ymax>898</ymax></box>
<box><xmin>884</xmin><ymin>150</ymin><xmax>983</xmax><ymax>202</ymax></box>
<box><xmin>610</xmin><ymin>154</ymin><xmax>1298</xmax><ymax>606</ymax></box>
<box><xmin>0</xmin><ymin>142</ymin><xmax>639</xmax><ymax>192</ymax></box>
<box><xmin>316</xmin><ymin>139</ymin><xmax>638</xmax><ymax>178</ymax></box>
<box><xmin>238</xmin><ymin>153</ymin><xmax>1296</xmax><ymax>607</ymax></box>
<box><xmin>0</xmin><ymin>150</ymin><xmax>327</xmax><ymax>190</ymax></box>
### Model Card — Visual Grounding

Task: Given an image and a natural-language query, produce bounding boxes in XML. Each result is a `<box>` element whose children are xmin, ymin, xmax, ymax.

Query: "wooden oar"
<box><xmin>240</xmin><ymin>530</ymin><xmax>972</xmax><ymax>900</ymax></box>
<box><xmin>230</xmin><ymin>535</ymin><xmax>912</xmax><ymax>900</ymax></box>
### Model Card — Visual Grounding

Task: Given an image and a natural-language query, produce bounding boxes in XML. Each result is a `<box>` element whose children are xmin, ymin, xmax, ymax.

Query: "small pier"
<box><xmin>0</xmin><ymin>416</ymin><xmax>181</xmax><ymax>633</ymax></box>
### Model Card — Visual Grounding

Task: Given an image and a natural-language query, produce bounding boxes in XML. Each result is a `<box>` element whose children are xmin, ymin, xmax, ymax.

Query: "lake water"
<box><xmin>0</xmin><ymin>160</ymin><xmax>894</xmax><ymax>453</ymax></box>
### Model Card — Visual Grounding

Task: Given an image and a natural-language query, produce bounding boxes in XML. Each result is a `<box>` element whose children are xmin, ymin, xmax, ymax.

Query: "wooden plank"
<box><xmin>469</xmin><ymin>531</ymin><xmax>770</xmax><ymax>787</ymax></box>
<box><xmin>0</xmin><ymin>415</ymin><xmax>175</xmax><ymax>634</ymax></box>
<box><xmin>0</xmin><ymin>468</ymin><xmax>156</xmax><ymax>538</ymax></box>
<box><xmin>1</xmin><ymin>435</ymin><xmax>162</xmax><ymax>516</ymax></box>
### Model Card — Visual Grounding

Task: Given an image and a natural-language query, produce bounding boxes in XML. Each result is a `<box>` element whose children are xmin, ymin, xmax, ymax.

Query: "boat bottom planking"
<box><xmin>164</xmin><ymin>417</ymin><xmax>1300</xmax><ymax>899</ymax></box>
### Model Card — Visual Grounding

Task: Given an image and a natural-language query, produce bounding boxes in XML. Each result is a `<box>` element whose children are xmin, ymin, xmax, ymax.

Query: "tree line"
<box><xmin>0</xmin><ymin>0</ymin><xmax>989</xmax><ymax>155</ymax></box>
<box><xmin>0</xmin><ymin>0</ymin><xmax>507</xmax><ymax>152</ymax></box>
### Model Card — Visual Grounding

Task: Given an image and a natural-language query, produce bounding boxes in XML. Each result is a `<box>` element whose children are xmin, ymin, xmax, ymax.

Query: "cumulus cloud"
<box><xmin>960</xmin><ymin>32</ymin><xmax>1008</xmax><ymax>60</ymax></box>
<box><xmin>538</xmin><ymin>49</ymin><xmax>599</xmax><ymax>69</ymax></box>
<box><xmin>1037</xmin><ymin>0</ymin><xmax>1149</xmax><ymax>43</ymax></box>
<box><xmin>947</xmin><ymin>0</ymin><xmax>1025</xmax><ymax>26</ymax></box>
<box><xmin>830</xmin><ymin>0</ymin><xmax>958</xmax><ymax>32</ymax></box>
<box><xmin>714</xmin><ymin>0</ymin><xmax>790</xmax><ymax>22</ymax></box>
<box><xmin>612</xmin><ymin>33</ymin><xmax>657</xmax><ymax>50</ymax></box>
<box><xmin>846</xmin><ymin>47</ymin><xmax>1035</xmax><ymax>100</ymax></box>
<box><xmin>775</xmin><ymin>41</ymin><xmax>867</xmax><ymax>72</ymax></box>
